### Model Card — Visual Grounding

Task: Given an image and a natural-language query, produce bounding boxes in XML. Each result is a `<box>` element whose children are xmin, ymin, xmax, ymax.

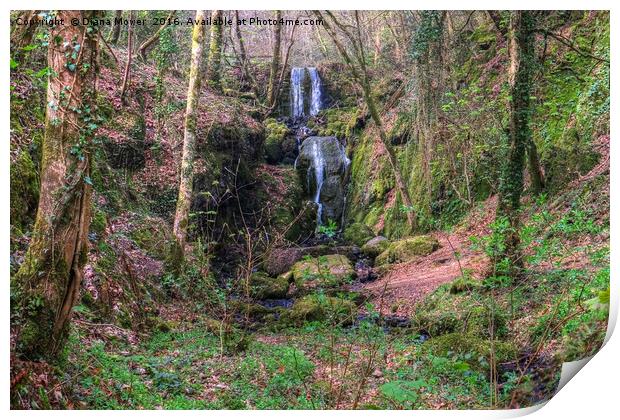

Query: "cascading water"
<box><xmin>290</xmin><ymin>67</ymin><xmax>306</xmax><ymax>119</ymax></box>
<box><xmin>291</xmin><ymin>67</ymin><xmax>350</xmax><ymax>229</ymax></box>
<box><xmin>310</xmin><ymin>139</ymin><xmax>326</xmax><ymax>226</ymax></box>
<box><xmin>307</xmin><ymin>67</ymin><xmax>322</xmax><ymax>116</ymax></box>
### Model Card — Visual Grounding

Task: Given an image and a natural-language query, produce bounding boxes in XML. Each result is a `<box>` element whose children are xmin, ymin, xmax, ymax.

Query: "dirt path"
<box><xmin>364</xmin><ymin>197</ymin><xmax>497</xmax><ymax>317</ymax></box>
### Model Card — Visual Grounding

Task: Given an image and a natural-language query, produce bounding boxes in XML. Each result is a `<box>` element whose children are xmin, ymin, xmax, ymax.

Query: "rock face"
<box><xmin>296</xmin><ymin>136</ymin><xmax>350</xmax><ymax>227</ymax></box>
<box><xmin>375</xmin><ymin>235</ymin><xmax>440</xmax><ymax>265</ymax></box>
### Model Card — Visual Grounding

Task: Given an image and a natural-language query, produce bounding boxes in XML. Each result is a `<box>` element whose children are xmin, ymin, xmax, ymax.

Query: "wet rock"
<box><xmin>296</xmin><ymin>136</ymin><xmax>350</xmax><ymax>227</ymax></box>
<box><xmin>355</xmin><ymin>259</ymin><xmax>376</xmax><ymax>283</ymax></box>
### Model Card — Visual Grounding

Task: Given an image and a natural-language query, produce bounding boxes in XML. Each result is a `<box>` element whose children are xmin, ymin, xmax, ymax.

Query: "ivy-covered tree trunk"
<box><xmin>206</xmin><ymin>10</ymin><xmax>223</xmax><ymax>90</ymax></box>
<box><xmin>496</xmin><ymin>11</ymin><xmax>535</xmax><ymax>267</ymax></box>
<box><xmin>173</xmin><ymin>10</ymin><xmax>207</xmax><ymax>253</ymax></box>
<box><xmin>266</xmin><ymin>10</ymin><xmax>282</xmax><ymax>108</ymax></box>
<box><xmin>13</xmin><ymin>11</ymin><xmax>101</xmax><ymax>360</ymax></box>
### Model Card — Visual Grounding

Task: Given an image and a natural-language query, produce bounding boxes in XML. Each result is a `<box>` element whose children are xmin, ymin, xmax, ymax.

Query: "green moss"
<box><xmin>375</xmin><ymin>235</ymin><xmax>439</xmax><ymax>265</ymax></box>
<box><xmin>449</xmin><ymin>275</ymin><xmax>480</xmax><ymax>294</ymax></box>
<box><xmin>423</xmin><ymin>333</ymin><xmax>518</xmax><ymax>372</ymax></box>
<box><xmin>10</xmin><ymin>150</ymin><xmax>39</xmax><ymax>232</ymax></box>
<box><xmin>281</xmin><ymin>294</ymin><xmax>357</xmax><ymax>325</ymax></box>
<box><xmin>90</xmin><ymin>206</ymin><xmax>107</xmax><ymax>236</ymax></box>
<box><xmin>412</xmin><ymin>285</ymin><xmax>508</xmax><ymax>339</ymax></box>
<box><xmin>250</xmin><ymin>272</ymin><xmax>290</xmax><ymax>299</ymax></box>
<box><xmin>316</xmin><ymin>108</ymin><xmax>358</xmax><ymax>140</ymax></box>
<box><xmin>129</xmin><ymin>216</ymin><xmax>173</xmax><ymax>260</ymax></box>
<box><xmin>264</xmin><ymin>118</ymin><xmax>290</xmax><ymax>164</ymax></box>
<box><xmin>343</xmin><ymin>222</ymin><xmax>374</xmax><ymax>246</ymax></box>
<box><xmin>291</xmin><ymin>254</ymin><xmax>354</xmax><ymax>288</ymax></box>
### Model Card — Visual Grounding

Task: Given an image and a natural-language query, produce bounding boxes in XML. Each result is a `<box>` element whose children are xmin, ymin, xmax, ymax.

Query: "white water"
<box><xmin>307</xmin><ymin>67</ymin><xmax>322</xmax><ymax>116</ymax></box>
<box><xmin>290</xmin><ymin>67</ymin><xmax>322</xmax><ymax>119</ymax></box>
<box><xmin>290</xmin><ymin>67</ymin><xmax>349</xmax><ymax>228</ymax></box>
<box><xmin>310</xmin><ymin>139</ymin><xmax>326</xmax><ymax>226</ymax></box>
<box><xmin>290</xmin><ymin>67</ymin><xmax>306</xmax><ymax>119</ymax></box>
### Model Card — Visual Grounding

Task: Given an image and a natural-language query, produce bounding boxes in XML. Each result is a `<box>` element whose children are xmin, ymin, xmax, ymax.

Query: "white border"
<box><xmin>3</xmin><ymin>2</ymin><xmax>617</xmax><ymax>418</ymax></box>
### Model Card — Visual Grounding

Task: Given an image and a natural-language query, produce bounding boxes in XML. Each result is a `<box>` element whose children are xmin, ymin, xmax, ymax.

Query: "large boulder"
<box><xmin>249</xmin><ymin>272</ymin><xmax>290</xmax><ymax>299</ymax></box>
<box><xmin>344</xmin><ymin>222</ymin><xmax>374</xmax><ymax>246</ymax></box>
<box><xmin>281</xmin><ymin>294</ymin><xmax>357</xmax><ymax>325</ymax></box>
<box><xmin>422</xmin><ymin>333</ymin><xmax>517</xmax><ymax>373</ymax></box>
<box><xmin>291</xmin><ymin>254</ymin><xmax>354</xmax><ymax>288</ymax></box>
<box><xmin>295</xmin><ymin>136</ymin><xmax>350</xmax><ymax>226</ymax></box>
<box><xmin>361</xmin><ymin>236</ymin><xmax>390</xmax><ymax>258</ymax></box>
<box><xmin>264</xmin><ymin>245</ymin><xmax>360</xmax><ymax>276</ymax></box>
<box><xmin>375</xmin><ymin>235</ymin><xmax>440</xmax><ymax>265</ymax></box>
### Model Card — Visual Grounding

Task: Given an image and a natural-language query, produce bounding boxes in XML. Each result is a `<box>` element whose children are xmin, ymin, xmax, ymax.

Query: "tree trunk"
<box><xmin>119</xmin><ymin>11</ymin><xmax>133</xmax><ymax>104</ymax></box>
<box><xmin>138</xmin><ymin>11</ymin><xmax>176</xmax><ymax>60</ymax></box>
<box><xmin>13</xmin><ymin>10</ymin><xmax>100</xmax><ymax>360</ymax></box>
<box><xmin>173</xmin><ymin>10</ymin><xmax>207</xmax><ymax>253</ymax></box>
<box><xmin>109</xmin><ymin>10</ymin><xmax>123</xmax><ymax>44</ymax></box>
<box><xmin>496</xmin><ymin>11</ymin><xmax>535</xmax><ymax>267</ymax></box>
<box><xmin>11</xmin><ymin>10</ymin><xmax>39</xmax><ymax>55</ymax></box>
<box><xmin>206</xmin><ymin>10</ymin><xmax>223</xmax><ymax>90</ymax></box>
<box><xmin>234</xmin><ymin>11</ymin><xmax>261</xmax><ymax>100</ymax></box>
<box><xmin>266</xmin><ymin>11</ymin><xmax>282</xmax><ymax>109</ymax></box>
<box><xmin>527</xmin><ymin>139</ymin><xmax>545</xmax><ymax>195</ymax></box>
<box><xmin>316</xmin><ymin>10</ymin><xmax>417</xmax><ymax>231</ymax></box>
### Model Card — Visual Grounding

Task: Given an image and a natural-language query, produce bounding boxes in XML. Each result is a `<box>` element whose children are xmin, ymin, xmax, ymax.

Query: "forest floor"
<box><xmin>364</xmin><ymin>197</ymin><xmax>497</xmax><ymax>317</ymax></box>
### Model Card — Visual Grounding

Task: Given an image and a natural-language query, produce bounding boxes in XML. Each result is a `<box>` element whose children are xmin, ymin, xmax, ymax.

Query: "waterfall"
<box><xmin>290</xmin><ymin>67</ymin><xmax>322</xmax><ymax>119</ymax></box>
<box><xmin>307</xmin><ymin>67</ymin><xmax>322</xmax><ymax>116</ymax></box>
<box><xmin>309</xmin><ymin>139</ymin><xmax>325</xmax><ymax>226</ymax></box>
<box><xmin>291</xmin><ymin>67</ymin><xmax>349</xmax><ymax>229</ymax></box>
<box><xmin>290</xmin><ymin>67</ymin><xmax>306</xmax><ymax>119</ymax></box>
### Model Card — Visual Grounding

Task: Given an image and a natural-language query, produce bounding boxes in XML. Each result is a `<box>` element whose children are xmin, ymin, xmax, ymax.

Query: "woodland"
<box><xmin>9</xmin><ymin>10</ymin><xmax>610</xmax><ymax>410</ymax></box>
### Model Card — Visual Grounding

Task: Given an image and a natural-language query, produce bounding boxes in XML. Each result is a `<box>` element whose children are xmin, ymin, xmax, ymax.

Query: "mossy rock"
<box><xmin>361</xmin><ymin>236</ymin><xmax>390</xmax><ymax>258</ymax></box>
<box><xmin>264</xmin><ymin>118</ymin><xmax>290</xmax><ymax>164</ymax></box>
<box><xmin>233</xmin><ymin>301</ymin><xmax>275</xmax><ymax>318</ymax></box>
<box><xmin>250</xmin><ymin>272</ymin><xmax>290</xmax><ymax>299</ymax></box>
<box><xmin>281</xmin><ymin>294</ymin><xmax>357</xmax><ymax>325</ymax></box>
<box><xmin>129</xmin><ymin>216</ymin><xmax>173</xmax><ymax>260</ymax></box>
<box><xmin>412</xmin><ymin>286</ymin><xmax>508</xmax><ymax>339</ymax></box>
<box><xmin>343</xmin><ymin>222</ymin><xmax>374</xmax><ymax>247</ymax></box>
<box><xmin>291</xmin><ymin>254</ymin><xmax>354</xmax><ymax>288</ymax></box>
<box><xmin>423</xmin><ymin>333</ymin><xmax>518</xmax><ymax>372</ymax></box>
<box><xmin>375</xmin><ymin>235</ymin><xmax>440</xmax><ymax>265</ymax></box>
